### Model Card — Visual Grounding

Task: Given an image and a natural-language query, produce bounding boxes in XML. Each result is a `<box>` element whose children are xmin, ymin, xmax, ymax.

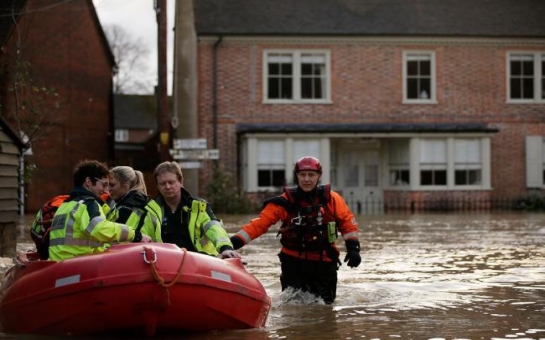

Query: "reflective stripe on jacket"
<box><xmin>48</xmin><ymin>193</ymin><xmax>135</xmax><ymax>261</ymax></box>
<box><xmin>232</xmin><ymin>189</ymin><xmax>359</xmax><ymax>261</ymax></box>
<box><xmin>107</xmin><ymin>196</ymin><xmax>163</xmax><ymax>242</ymax></box>
<box><xmin>186</xmin><ymin>199</ymin><xmax>231</xmax><ymax>255</ymax></box>
<box><xmin>156</xmin><ymin>191</ymin><xmax>232</xmax><ymax>256</ymax></box>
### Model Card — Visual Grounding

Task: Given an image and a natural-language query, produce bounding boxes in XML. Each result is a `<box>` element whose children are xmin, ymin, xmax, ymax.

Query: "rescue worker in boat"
<box><xmin>48</xmin><ymin>160</ymin><xmax>151</xmax><ymax>261</ymax></box>
<box><xmin>106</xmin><ymin>166</ymin><xmax>163</xmax><ymax>242</ymax></box>
<box><xmin>153</xmin><ymin>161</ymin><xmax>239</xmax><ymax>259</ymax></box>
<box><xmin>230</xmin><ymin>156</ymin><xmax>361</xmax><ymax>304</ymax></box>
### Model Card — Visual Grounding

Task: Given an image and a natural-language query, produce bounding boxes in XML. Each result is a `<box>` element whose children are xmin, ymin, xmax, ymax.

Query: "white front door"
<box><xmin>339</xmin><ymin>148</ymin><xmax>383</xmax><ymax>215</ymax></box>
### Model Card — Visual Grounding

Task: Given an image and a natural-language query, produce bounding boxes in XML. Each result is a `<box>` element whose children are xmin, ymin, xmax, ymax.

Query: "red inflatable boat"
<box><xmin>0</xmin><ymin>243</ymin><xmax>270</xmax><ymax>337</ymax></box>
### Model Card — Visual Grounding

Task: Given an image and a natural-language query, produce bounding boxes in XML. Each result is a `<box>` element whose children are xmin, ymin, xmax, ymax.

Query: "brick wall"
<box><xmin>195</xmin><ymin>38</ymin><xmax>545</xmax><ymax>201</ymax></box>
<box><xmin>1</xmin><ymin>0</ymin><xmax>114</xmax><ymax>212</ymax></box>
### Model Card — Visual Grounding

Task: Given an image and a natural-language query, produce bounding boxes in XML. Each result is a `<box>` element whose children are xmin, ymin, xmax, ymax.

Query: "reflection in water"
<box><xmin>8</xmin><ymin>213</ymin><xmax>545</xmax><ymax>340</ymax></box>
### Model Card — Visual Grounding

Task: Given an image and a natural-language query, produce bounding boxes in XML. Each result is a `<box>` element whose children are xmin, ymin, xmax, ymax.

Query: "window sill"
<box><xmin>402</xmin><ymin>100</ymin><xmax>438</xmax><ymax>105</ymax></box>
<box><xmin>262</xmin><ymin>99</ymin><xmax>333</xmax><ymax>105</ymax></box>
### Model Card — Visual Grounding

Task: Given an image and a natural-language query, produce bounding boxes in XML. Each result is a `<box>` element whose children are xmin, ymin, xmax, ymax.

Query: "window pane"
<box><xmin>469</xmin><ymin>170</ymin><xmax>481</xmax><ymax>185</ymax></box>
<box><xmin>267</xmin><ymin>53</ymin><xmax>293</xmax><ymax>100</ymax></box>
<box><xmin>293</xmin><ymin>140</ymin><xmax>321</xmax><ymax>165</ymax></box>
<box><xmin>268</xmin><ymin>63</ymin><xmax>279</xmax><ymax>75</ymax></box>
<box><xmin>281</xmin><ymin>78</ymin><xmax>293</xmax><ymax>99</ymax></box>
<box><xmin>301</xmin><ymin>63</ymin><xmax>312</xmax><ymax>75</ymax></box>
<box><xmin>510</xmin><ymin>78</ymin><xmax>522</xmax><ymax>99</ymax></box>
<box><xmin>272</xmin><ymin>170</ymin><xmax>285</xmax><ymax>187</ymax></box>
<box><xmin>313</xmin><ymin>78</ymin><xmax>323</xmax><ymax>98</ymax></box>
<box><xmin>258</xmin><ymin>141</ymin><xmax>284</xmax><ymax>163</ymax></box>
<box><xmin>523</xmin><ymin>78</ymin><xmax>534</xmax><ymax>98</ymax></box>
<box><xmin>420</xmin><ymin>60</ymin><xmax>431</xmax><ymax>76</ymax></box>
<box><xmin>281</xmin><ymin>63</ymin><xmax>293</xmax><ymax>75</ymax></box>
<box><xmin>344</xmin><ymin>165</ymin><xmax>358</xmax><ymax>187</ymax></box>
<box><xmin>258</xmin><ymin>170</ymin><xmax>270</xmax><ymax>186</ymax></box>
<box><xmin>435</xmin><ymin>170</ymin><xmax>447</xmax><ymax>185</ymax></box>
<box><xmin>300</xmin><ymin>54</ymin><xmax>326</xmax><ymax>100</ymax></box>
<box><xmin>407</xmin><ymin>60</ymin><xmax>418</xmax><ymax>76</ymax></box>
<box><xmin>455</xmin><ymin>169</ymin><xmax>482</xmax><ymax>185</ymax></box>
<box><xmin>365</xmin><ymin>164</ymin><xmax>378</xmax><ymax>187</ymax></box>
<box><xmin>421</xmin><ymin>170</ymin><xmax>432</xmax><ymax>185</ymax></box>
<box><xmin>390</xmin><ymin>169</ymin><xmax>410</xmax><ymax>186</ymax></box>
<box><xmin>509</xmin><ymin>54</ymin><xmax>536</xmax><ymax>100</ymax></box>
<box><xmin>455</xmin><ymin>170</ymin><xmax>467</xmax><ymax>185</ymax></box>
<box><xmin>407</xmin><ymin>78</ymin><xmax>418</xmax><ymax>99</ymax></box>
<box><xmin>523</xmin><ymin>60</ymin><xmax>534</xmax><ymax>76</ymax></box>
<box><xmin>301</xmin><ymin>78</ymin><xmax>312</xmax><ymax>99</ymax></box>
<box><xmin>420</xmin><ymin>79</ymin><xmax>431</xmax><ymax>99</ymax></box>
<box><xmin>268</xmin><ymin>78</ymin><xmax>279</xmax><ymax>99</ymax></box>
<box><xmin>420</xmin><ymin>140</ymin><xmax>446</xmax><ymax>163</ymax></box>
<box><xmin>510</xmin><ymin>60</ymin><xmax>522</xmax><ymax>76</ymax></box>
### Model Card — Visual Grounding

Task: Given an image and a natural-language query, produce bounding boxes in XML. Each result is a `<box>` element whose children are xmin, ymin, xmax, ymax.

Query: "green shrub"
<box><xmin>205</xmin><ymin>165</ymin><xmax>258</xmax><ymax>214</ymax></box>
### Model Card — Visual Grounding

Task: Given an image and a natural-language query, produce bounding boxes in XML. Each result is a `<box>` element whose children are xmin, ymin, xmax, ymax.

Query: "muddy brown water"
<box><xmin>4</xmin><ymin>213</ymin><xmax>545</xmax><ymax>340</ymax></box>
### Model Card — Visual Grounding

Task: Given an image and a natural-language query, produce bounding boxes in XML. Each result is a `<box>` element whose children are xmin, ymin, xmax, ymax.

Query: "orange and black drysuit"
<box><xmin>230</xmin><ymin>184</ymin><xmax>360</xmax><ymax>303</ymax></box>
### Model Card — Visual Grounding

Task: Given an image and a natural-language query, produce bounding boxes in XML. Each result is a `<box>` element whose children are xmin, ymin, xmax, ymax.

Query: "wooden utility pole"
<box><xmin>155</xmin><ymin>0</ymin><xmax>170</xmax><ymax>161</ymax></box>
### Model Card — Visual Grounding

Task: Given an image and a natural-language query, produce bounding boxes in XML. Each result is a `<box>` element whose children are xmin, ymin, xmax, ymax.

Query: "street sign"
<box><xmin>173</xmin><ymin>138</ymin><xmax>207</xmax><ymax>149</ymax></box>
<box><xmin>170</xmin><ymin>149</ymin><xmax>220</xmax><ymax>160</ymax></box>
<box><xmin>178</xmin><ymin>161</ymin><xmax>202</xmax><ymax>169</ymax></box>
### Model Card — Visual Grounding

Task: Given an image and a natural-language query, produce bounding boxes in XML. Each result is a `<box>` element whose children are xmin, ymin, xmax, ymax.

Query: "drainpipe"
<box><xmin>212</xmin><ymin>35</ymin><xmax>223</xmax><ymax>151</ymax></box>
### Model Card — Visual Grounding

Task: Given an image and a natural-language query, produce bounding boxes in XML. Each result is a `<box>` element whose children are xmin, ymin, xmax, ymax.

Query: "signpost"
<box><xmin>170</xmin><ymin>138</ymin><xmax>219</xmax><ymax>165</ymax></box>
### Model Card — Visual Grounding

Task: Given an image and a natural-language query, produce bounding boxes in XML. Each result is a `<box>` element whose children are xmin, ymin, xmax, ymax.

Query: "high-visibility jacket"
<box><xmin>48</xmin><ymin>187</ymin><xmax>136</xmax><ymax>261</ymax></box>
<box><xmin>106</xmin><ymin>190</ymin><xmax>163</xmax><ymax>242</ymax></box>
<box><xmin>231</xmin><ymin>185</ymin><xmax>359</xmax><ymax>262</ymax></box>
<box><xmin>155</xmin><ymin>188</ymin><xmax>232</xmax><ymax>256</ymax></box>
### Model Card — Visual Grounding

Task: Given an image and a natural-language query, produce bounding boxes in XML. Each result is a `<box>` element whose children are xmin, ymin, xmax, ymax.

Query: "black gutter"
<box><xmin>212</xmin><ymin>35</ymin><xmax>223</xmax><ymax>150</ymax></box>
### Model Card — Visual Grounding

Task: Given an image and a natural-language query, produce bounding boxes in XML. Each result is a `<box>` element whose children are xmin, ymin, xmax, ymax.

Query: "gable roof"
<box><xmin>114</xmin><ymin>95</ymin><xmax>159</xmax><ymax>130</ymax></box>
<box><xmin>0</xmin><ymin>117</ymin><xmax>26</xmax><ymax>151</ymax></box>
<box><xmin>195</xmin><ymin>0</ymin><xmax>545</xmax><ymax>38</ymax></box>
<box><xmin>1</xmin><ymin>0</ymin><xmax>115</xmax><ymax>67</ymax></box>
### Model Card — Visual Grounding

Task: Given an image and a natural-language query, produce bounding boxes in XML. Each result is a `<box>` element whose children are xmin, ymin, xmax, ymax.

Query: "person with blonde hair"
<box><xmin>153</xmin><ymin>161</ymin><xmax>237</xmax><ymax>258</ymax></box>
<box><xmin>107</xmin><ymin>165</ymin><xmax>162</xmax><ymax>242</ymax></box>
<box><xmin>48</xmin><ymin>160</ymin><xmax>151</xmax><ymax>261</ymax></box>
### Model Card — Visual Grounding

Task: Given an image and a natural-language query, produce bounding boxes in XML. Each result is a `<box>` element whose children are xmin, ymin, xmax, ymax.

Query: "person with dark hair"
<box><xmin>107</xmin><ymin>166</ymin><xmax>162</xmax><ymax>242</ymax></box>
<box><xmin>153</xmin><ymin>161</ymin><xmax>238</xmax><ymax>258</ymax></box>
<box><xmin>230</xmin><ymin>156</ymin><xmax>361</xmax><ymax>304</ymax></box>
<box><xmin>48</xmin><ymin>160</ymin><xmax>151</xmax><ymax>261</ymax></box>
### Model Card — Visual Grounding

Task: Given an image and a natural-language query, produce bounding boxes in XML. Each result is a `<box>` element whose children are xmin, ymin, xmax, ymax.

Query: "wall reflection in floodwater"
<box><xmin>10</xmin><ymin>213</ymin><xmax>545</xmax><ymax>340</ymax></box>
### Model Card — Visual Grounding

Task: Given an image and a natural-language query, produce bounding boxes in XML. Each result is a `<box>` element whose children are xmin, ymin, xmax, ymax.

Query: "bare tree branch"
<box><xmin>104</xmin><ymin>24</ymin><xmax>154</xmax><ymax>94</ymax></box>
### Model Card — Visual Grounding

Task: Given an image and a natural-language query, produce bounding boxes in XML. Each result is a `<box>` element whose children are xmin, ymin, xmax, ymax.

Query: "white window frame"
<box><xmin>243</xmin><ymin>136</ymin><xmax>330</xmax><ymax>191</ymax></box>
<box><xmin>403</xmin><ymin>51</ymin><xmax>437</xmax><ymax>104</ymax></box>
<box><xmin>454</xmin><ymin>139</ymin><xmax>483</xmax><ymax>187</ymax></box>
<box><xmin>387</xmin><ymin>137</ymin><xmax>491</xmax><ymax>190</ymax></box>
<box><xmin>507</xmin><ymin>51</ymin><xmax>545</xmax><ymax>103</ymax></box>
<box><xmin>256</xmin><ymin>140</ymin><xmax>286</xmax><ymax>190</ymax></box>
<box><xmin>263</xmin><ymin>50</ymin><xmax>331</xmax><ymax>104</ymax></box>
<box><xmin>115</xmin><ymin>129</ymin><xmax>129</xmax><ymax>142</ymax></box>
<box><xmin>419</xmin><ymin>139</ymin><xmax>448</xmax><ymax>187</ymax></box>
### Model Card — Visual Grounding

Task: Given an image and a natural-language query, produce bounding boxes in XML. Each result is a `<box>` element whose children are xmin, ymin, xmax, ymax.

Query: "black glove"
<box><xmin>344</xmin><ymin>239</ymin><xmax>361</xmax><ymax>268</ymax></box>
<box><xmin>133</xmin><ymin>230</ymin><xmax>142</xmax><ymax>243</ymax></box>
<box><xmin>230</xmin><ymin>235</ymin><xmax>244</xmax><ymax>250</ymax></box>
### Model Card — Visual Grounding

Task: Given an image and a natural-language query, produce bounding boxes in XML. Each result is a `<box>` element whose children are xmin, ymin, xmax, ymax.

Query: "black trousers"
<box><xmin>278</xmin><ymin>252</ymin><xmax>338</xmax><ymax>304</ymax></box>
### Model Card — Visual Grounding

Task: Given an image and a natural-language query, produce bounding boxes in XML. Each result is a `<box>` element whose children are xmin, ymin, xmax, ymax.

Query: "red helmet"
<box><xmin>294</xmin><ymin>156</ymin><xmax>322</xmax><ymax>174</ymax></box>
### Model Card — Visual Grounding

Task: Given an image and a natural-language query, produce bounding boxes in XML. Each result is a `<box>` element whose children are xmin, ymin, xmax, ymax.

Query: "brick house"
<box><xmin>113</xmin><ymin>94</ymin><xmax>174</xmax><ymax>197</ymax></box>
<box><xmin>0</xmin><ymin>0</ymin><xmax>116</xmax><ymax>212</ymax></box>
<box><xmin>174</xmin><ymin>0</ymin><xmax>545</xmax><ymax>213</ymax></box>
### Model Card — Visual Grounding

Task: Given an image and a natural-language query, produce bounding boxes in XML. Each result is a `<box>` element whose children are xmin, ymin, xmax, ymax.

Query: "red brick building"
<box><xmin>175</xmin><ymin>0</ymin><xmax>545</xmax><ymax>213</ymax></box>
<box><xmin>0</xmin><ymin>0</ymin><xmax>115</xmax><ymax>212</ymax></box>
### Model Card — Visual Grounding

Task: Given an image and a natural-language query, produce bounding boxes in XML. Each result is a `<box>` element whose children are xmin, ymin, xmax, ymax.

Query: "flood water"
<box><xmin>6</xmin><ymin>213</ymin><xmax>545</xmax><ymax>339</ymax></box>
